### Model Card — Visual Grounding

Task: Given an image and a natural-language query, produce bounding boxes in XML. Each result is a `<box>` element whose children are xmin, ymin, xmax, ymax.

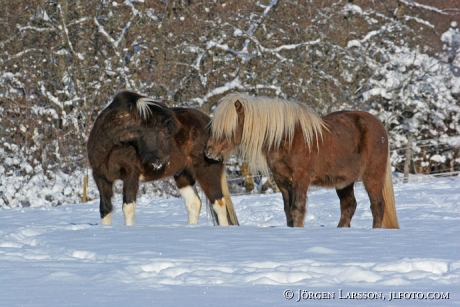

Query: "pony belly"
<box><xmin>310</xmin><ymin>157</ymin><xmax>363</xmax><ymax>189</ymax></box>
<box><xmin>311</xmin><ymin>174</ymin><xmax>356</xmax><ymax>189</ymax></box>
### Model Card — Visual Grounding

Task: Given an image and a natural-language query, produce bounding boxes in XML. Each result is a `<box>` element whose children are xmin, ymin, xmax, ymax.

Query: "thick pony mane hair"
<box><xmin>105</xmin><ymin>90</ymin><xmax>172</xmax><ymax>121</ymax></box>
<box><xmin>211</xmin><ymin>92</ymin><xmax>327</xmax><ymax>176</ymax></box>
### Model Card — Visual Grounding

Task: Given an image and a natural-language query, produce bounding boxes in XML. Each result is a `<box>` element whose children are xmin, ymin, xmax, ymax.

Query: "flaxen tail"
<box><xmin>221</xmin><ymin>170</ymin><xmax>239</xmax><ymax>226</ymax></box>
<box><xmin>382</xmin><ymin>150</ymin><xmax>400</xmax><ymax>229</ymax></box>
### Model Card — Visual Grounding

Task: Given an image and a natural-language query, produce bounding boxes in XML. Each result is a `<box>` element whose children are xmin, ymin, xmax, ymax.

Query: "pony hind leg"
<box><xmin>175</xmin><ymin>171</ymin><xmax>202</xmax><ymax>225</ymax></box>
<box><xmin>362</xmin><ymin>175</ymin><xmax>385</xmax><ymax>228</ymax></box>
<box><xmin>336</xmin><ymin>183</ymin><xmax>358</xmax><ymax>227</ymax></box>
<box><xmin>122</xmin><ymin>174</ymin><xmax>140</xmax><ymax>226</ymax></box>
<box><xmin>194</xmin><ymin>166</ymin><xmax>231</xmax><ymax>226</ymax></box>
<box><xmin>211</xmin><ymin>199</ymin><xmax>229</xmax><ymax>226</ymax></box>
<box><xmin>179</xmin><ymin>185</ymin><xmax>202</xmax><ymax>224</ymax></box>
<box><xmin>94</xmin><ymin>175</ymin><xmax>114</xmax><ymax>226</ymax></box>
<box><xmin>201</xmin><ymin>185</ymin><xmax>229</xmax><ymax>226</ymax></box>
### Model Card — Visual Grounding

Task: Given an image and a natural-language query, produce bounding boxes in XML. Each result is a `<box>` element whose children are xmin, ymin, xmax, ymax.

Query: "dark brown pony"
<box><xmin>205</xmin><ymin>93</ymin><xmax>399</xmax><ymax>228</ymax></box>
<box><xmin>87</xmin><ymin>91</ymin><xmax>239</xmax><ymax>226</ymax></box>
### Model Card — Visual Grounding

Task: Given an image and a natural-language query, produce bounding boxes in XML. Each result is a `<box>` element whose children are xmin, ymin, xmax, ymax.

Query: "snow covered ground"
<box><xmin>0</xmin><ymin>176</ymin><xmax>459</xmax><ymax>306</ymax></box>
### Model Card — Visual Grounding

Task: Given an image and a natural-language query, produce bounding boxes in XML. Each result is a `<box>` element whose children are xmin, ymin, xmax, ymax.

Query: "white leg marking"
<box><xmin>122</xmin><ymin>202</ymin><xmax>136</xmax><ymax>226</ymax></box>
<box><xmin>179</xmin><ymin>186</ymin><xmax>202</xmax><ymax>224</ymax></box>
<box><xmin>101</xmin><ymin>213</ymin><xmax>112</xmax><ymax>226</ymax></box>
<box><xmin>213</xmin><ymin>198</ymin><xmax>229</xmax><ymax>226</ymax></box>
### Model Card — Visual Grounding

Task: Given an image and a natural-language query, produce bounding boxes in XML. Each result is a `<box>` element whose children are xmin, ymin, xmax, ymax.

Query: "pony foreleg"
<box><xmin>212</xmin><ymin>198</ymin><xmax>229</xmax><ymax>226</ymax></box>
<box><xmin>291</xmin><ymin>184</ymin><xmax>308</xmax><ymax>227</ymax></box>
<box><xmin>101</xmin><ymin>212</ymin><xmax>112</xmax><ymax>225</ymax></box>
<box><xmin>94</xmin><ymin>175</ymin><xmax>114</xmax><ymax>226</ymax></box>
<box><xmin>278</xmin><ymin>185</ymin><xmax>294</xmax><ymax>227</ymax></box>
<box><xmin>122</xmin><ymin>176</ymin><xmax>139</xmax><ymax>226</ymax></box>
<box><xmin>122</xmin><ymin>202</ymin><xmax>136</xmax><ymax>226</ymax></box>
<box><xmin>179</xmin><ymin>185</ymin><xmax>202</xmax><ymax>224</ymax></box>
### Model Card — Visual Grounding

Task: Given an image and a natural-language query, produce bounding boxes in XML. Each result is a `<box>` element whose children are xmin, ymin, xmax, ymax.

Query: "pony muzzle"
<box><xmin>152</xmin><ymin>157</ymin><xmax>170</xmax><ymax>169</ymax></box>
<box><xmin>204</xmin><ymin>147</ymin><xmax>222</xmax><ymax>161</ymax></box>
<box><xmin>144</xmin><ymin>154</ymin><xmax>169</xmax><ymax>170</ymax></box>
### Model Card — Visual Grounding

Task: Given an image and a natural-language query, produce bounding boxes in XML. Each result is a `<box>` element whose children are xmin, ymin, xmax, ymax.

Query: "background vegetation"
<box><xmin>1</xmin><ymin>0</ymin><xmax>459</xmax><ymax>207</ymax></box>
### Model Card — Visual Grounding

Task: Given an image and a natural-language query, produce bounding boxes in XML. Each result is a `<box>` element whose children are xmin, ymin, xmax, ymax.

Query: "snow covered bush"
<box><xmin>1</xmin><ymin>0</ymin><xmax>458</xmax><ymax>207</ymax></box>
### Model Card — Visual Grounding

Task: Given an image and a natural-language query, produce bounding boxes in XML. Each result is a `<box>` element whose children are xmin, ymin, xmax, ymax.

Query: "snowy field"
<box><xmin>0</xmin><ymin>176</ymin><xmax>459</xmax><ymax>306</ymax></box>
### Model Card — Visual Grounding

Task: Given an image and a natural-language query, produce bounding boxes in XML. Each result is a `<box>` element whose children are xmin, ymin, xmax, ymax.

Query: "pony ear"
<box><xmin>161</xmin><ymin>116</ymin><xmax>180</xmax><ymax>135</ymax></box>
<box><xmin>118</xmin><ymin>127</ymin><xmax>142</xmax><ymax>143</ymax></box>
<box><xmin>234</xmin><ymin>100</ymin><xmax>243</xmax><ymax>114</ymax></box>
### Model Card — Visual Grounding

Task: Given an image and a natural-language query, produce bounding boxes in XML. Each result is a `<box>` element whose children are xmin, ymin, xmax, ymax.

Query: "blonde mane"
<box><xmin>211</xmin><ymin>93</ymin><xmax>327</xmax><ymax>176</ymax></box>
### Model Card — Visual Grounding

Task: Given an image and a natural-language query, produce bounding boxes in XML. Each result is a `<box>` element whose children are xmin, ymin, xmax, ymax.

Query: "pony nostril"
<box><xmin>152</xmin><ymin>159</ymin><xmax>163</xmax><ymax>170</ymax></box>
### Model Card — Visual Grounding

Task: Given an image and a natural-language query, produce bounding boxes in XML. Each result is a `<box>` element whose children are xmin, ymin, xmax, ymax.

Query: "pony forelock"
<box><xmin>211</xmin><ymin>93</ymin><xmax>326</xmax><ymax>176</ymax></box>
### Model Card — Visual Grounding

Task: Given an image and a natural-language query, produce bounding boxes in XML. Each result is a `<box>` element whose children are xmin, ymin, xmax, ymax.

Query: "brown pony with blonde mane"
<box><xmin>206</xmin><ymin>93</ymin><xmax>399</xmax><ymax>229</ymax></box>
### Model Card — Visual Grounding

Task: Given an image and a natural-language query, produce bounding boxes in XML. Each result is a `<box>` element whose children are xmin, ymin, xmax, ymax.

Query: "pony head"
<box><xmin>130</xmin><ymin>94</ymin><xmax>179</xmax><ymax>168</ymax></box>
<box><xmin>205</xmin><ymin>98</ymin><xmax>245</xmax><ymax>161</ymax></box>
<box><xmin>135</xmin><ymin>118</ymin><xmax>173</xmax><ymax>169</ymax></box>
<box><xmin>88</xmin><ymin>91</ymin><xmax>180</xmax><ymax>170</ymax></box>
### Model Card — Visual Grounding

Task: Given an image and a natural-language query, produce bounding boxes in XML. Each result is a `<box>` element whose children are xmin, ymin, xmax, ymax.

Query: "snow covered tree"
<box><xmin>1</xmin><ymin>0</ymin><xmax>459</xmax><ymax>207</ymax></box>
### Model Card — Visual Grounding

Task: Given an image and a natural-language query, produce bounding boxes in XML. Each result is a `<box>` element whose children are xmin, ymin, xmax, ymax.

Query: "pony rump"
<box><xmin>212</xmin><ymin>93</ymin><xmax>327</xmax><ymax>176</ymax></box>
